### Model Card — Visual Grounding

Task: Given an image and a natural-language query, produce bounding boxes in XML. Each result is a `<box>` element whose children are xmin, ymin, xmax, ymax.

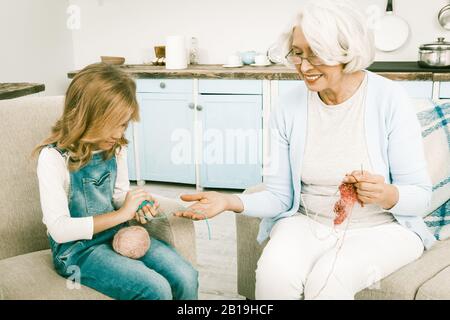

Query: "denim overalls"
<box><xmin>46</xmin><ymin>144</ymin><xmax>198</xmax><ymax>300</ymax></box>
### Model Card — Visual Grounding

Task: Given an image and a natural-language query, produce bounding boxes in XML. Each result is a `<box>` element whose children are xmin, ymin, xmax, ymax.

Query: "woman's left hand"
<box><xmin>175</xmin><ymin>191</ymin><xmax>243</xmax><ymax>220</ymax></box>
<box><xmin>343</xmin><ymin>170</ymin><xmax>399</xmax><ymax>210</ymax></box>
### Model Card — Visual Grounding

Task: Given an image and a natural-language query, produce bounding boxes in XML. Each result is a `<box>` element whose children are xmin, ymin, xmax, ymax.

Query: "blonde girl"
<box><xmin>34</xmin><ymin>63</ymin><xmax>198</xmax><ymax>300</ymax></box>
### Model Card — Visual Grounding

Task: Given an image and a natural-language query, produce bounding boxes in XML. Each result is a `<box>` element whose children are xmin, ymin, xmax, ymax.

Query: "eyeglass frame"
<box><xmin>285</xmin><ymin>48</ymin><xmax>325</xmax><ymax>66</ymax></box>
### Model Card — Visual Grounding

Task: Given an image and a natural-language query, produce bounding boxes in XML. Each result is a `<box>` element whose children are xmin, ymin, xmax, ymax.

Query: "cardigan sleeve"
<box><xmin>236</xmin><ymin>106</ymin><xmax>295</xmax><ymax>218</ymax></box>
<box><xmin>386</xmin><ymin>85</ymin><xmax>432</xmax><ymax>217</ymax></box>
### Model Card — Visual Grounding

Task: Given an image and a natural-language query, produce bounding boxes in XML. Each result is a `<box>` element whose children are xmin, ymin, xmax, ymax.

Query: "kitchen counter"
<box><xmin>0</xmin><ymin>83</ymin><xmax>45</xmax><ymax>100</ymax></box>
<box><xmin>67</xmin><ymin>62</ymin><xmax>450</xmax><ymax>81</ymax></box>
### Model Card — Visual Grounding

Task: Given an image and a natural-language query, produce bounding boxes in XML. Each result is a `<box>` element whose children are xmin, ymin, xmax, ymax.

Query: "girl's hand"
<box><xmin>343</xmin><ymin>170</ymin><xmax>399</xmax><ymax>210</ymax></box>
<box><xmin>174</xmin><ymin>191</ymin><xmax>243</xmax><ymax>220</ymax></box>
<box><xmin>135</xmin><ymin>199</ymin><xmax>160</xmax><ymax>224</ymax></box>
<box><xmin>118</xmin><ymin>189</ymin><xmax>157</xmax><ymax>223</ymax></box>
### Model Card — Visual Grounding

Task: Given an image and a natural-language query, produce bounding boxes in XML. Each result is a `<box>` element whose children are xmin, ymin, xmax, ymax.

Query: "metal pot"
<box><xmin>418</xmin><ymin>37</ymin><xmax>450</xmax><ymax>68</ymax></box>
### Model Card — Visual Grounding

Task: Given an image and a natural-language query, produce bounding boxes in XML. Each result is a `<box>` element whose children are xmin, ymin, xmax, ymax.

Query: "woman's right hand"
<box><xmin>117</xmin><ymin>189</ymin><xmax>156</xmax><ymax>222</ymax></box>
<box><xmin>175</xmin><ymin>191</ymin><xmax>244</xmax><ymax>220</ymax></box>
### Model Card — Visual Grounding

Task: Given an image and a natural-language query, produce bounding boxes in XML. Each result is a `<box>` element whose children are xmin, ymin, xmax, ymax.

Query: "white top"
<box><xmin>299</xmin><ymin>73</ymin><xmax>394</xmax><ymax>229</ymax></box>
<box><xmin>37</xmin><ymin>147</ymin><xmax>130</xmax><ymax>243</ymax></box>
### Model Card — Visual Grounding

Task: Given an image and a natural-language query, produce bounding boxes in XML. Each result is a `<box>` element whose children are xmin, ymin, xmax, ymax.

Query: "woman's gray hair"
<box><xmin>278</xmin><ymin>0</ymin><xmax>375</xmax><ymax>73</ymax></box>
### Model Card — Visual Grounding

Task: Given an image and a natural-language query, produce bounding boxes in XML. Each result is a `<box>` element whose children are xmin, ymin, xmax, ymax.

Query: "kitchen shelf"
<box><xmin>68</xmin><ymin>62</ymin><xmax>450</xmax><ymax>81</ymax></box>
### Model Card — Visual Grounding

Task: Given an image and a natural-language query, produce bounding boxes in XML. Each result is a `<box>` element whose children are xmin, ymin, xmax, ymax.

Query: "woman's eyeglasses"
<box><xmin>285</xmin><ymin>48</ymin><xmax>325</xmax><ymax>66</ymax></box>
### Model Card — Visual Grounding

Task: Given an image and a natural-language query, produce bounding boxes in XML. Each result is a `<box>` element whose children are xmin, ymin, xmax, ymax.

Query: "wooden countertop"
<box><xmin>68</xmin><ymin>62</ymin><xmax>450</xmax><ymax>81</ymax></box>
<box><xmin>0</xmin><ymin>83</ymin><xmax>45</xmax><ymax>100</ymax></box>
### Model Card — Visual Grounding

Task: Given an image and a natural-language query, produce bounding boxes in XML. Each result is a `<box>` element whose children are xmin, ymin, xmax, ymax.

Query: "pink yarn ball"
<box><xmin>112</xmin><ymin>226</ymin><xmax>151</xmax><ymax>259</ymax></box>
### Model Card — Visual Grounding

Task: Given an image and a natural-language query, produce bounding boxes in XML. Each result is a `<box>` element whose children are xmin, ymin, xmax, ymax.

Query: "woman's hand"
<box><xmin>343</xmin><ymin>170</ymin><xmax>399</xmax><ymax>210</ymax></box>
<box><xmin>174</xmin><ymin>191</ymin><xmax>244</xmax><ymax>220</ymax></box>
<box><xmin>117</xmin><ymin>189</ymin><xmax>159</xmax><ymax>224</ymax></box>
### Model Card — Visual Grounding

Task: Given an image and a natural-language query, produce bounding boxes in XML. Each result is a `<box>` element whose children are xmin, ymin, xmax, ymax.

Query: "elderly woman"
<box><xmin>175</xmin><ymin>0</ymin><xmax>435</xmax><ymax>299</ymax></box>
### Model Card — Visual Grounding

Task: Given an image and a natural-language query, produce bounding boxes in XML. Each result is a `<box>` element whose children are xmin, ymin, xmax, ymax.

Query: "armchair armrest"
<box><xmin>236</xmin><ymin>184</ymin><xmax>267</xmax><ymax>300</ymax></box>
<box><xmin>130</xmin><ymin>195</ymin><xmax>197</xmax><ymax>267</ymax></box>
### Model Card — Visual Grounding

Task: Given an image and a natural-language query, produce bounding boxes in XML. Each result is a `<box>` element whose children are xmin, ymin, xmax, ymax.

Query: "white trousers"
<box><xmin>255</xmin><ymin>214</ymin><xmax>424</xmax><ymax>300</ymax></box>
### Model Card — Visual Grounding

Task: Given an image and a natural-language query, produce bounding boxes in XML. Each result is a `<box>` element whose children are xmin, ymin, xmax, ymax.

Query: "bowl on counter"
<box><xmin>100</xmin><ymin>56</ymin><xmax>125</xmax><ymax>65</ymax></box>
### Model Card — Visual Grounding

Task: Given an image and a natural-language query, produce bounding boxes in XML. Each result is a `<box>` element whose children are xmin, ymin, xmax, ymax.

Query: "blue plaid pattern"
<box><xmin>418</xmin><ymin>103</ymin><xmax>450</xmax><ymax>143</ymax></box>
<box><xmin>417</xmin><ymin>102</ymin><xmax>450</xmax><ymax>240</ymax></box>
<box><xmin>425</xmin><ymin>200</ymin><xmax>450</xmax><ymax>240</ymax></box>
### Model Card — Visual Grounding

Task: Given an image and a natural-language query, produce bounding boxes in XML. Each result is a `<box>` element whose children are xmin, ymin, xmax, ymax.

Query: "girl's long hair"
<box><xmin>32</xmin><ymin>63</ymin><xmax>139</xmax><ymax>171</ymax></box>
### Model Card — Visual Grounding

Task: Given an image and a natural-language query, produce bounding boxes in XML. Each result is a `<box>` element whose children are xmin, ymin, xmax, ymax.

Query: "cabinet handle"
<box><xmin>196</xmin><ymin>105</ymin><xmax>203</xmax><ymax>111</ymax></box>
<box><xmin>188</xmin><ymin>103</ymin><xmax>195</xmax><ymax>109</ymax></box>
<box><xmin>160</xmin><ymin>82</ymin><xmax>166</xmax><ymax>89</ymax></box>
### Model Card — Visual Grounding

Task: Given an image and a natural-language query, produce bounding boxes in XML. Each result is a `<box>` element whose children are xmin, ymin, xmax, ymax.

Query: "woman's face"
<box><xmin>96</xmin><ymin>119</ymin><xmax>129</xmax><ymax>151</ymax></box>
<box><xmin>291</xmin><ymin>27</ymin><xmax>344</xmax><ymax>92</ymax></box>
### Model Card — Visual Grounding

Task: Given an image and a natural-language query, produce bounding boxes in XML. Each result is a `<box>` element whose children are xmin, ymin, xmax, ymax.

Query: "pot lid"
<box><xmin>420</xmin><ymin>37</ymin><xmax>450</xmax><ymax>50</ymax></box>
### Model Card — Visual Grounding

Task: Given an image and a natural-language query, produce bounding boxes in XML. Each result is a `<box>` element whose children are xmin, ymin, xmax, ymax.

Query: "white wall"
<box><xmin>2</xmin><ymin>0</ymin><xmax>450</xmax><ymax>94</ymax></box>
<box><xmin>0</xmin><ymin>0</ymin><xmax>74</xmax><ymax>95</ymax></box>
<box><xmin>69</xmin><ymin>0</ymin><xmax>450</xmax><ymax>69</ymax></box>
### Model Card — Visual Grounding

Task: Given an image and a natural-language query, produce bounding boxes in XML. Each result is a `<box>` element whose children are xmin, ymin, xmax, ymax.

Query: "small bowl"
<box><xmin>101</xmin><ymin>56</ymin><xmax>125</xmax><ymax>65</ymax></box>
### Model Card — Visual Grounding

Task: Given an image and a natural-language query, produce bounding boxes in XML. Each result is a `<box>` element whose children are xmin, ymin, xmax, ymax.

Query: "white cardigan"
<box><xmin>237</xmin><ymin>71</ymin><xmax>436</xmax><ymax>250</ymax></box>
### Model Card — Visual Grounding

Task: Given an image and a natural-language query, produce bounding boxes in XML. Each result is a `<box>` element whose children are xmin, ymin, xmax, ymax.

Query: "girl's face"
<box><xmin>291</xmin><ymin>27</ymin><xmax>344</xmax><ymax>92</ymax></box>
<box><xmin>96</xmin><ymin>119</ymin><xmax>129</xmax><ymax>151</ymax></box>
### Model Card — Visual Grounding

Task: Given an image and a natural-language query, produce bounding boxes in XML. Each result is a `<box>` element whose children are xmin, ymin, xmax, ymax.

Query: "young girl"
<box><xmin>33</xmin><ymin>63</ymin><xmax>198</xmax><ymax>300</ymax></box>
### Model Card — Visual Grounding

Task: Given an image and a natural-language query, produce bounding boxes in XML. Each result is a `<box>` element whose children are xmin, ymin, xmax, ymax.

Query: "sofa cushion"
<box><xmin>0</xmin><ymin>96</ymin><xmax>65</xmax><ymax>260</ymax></box>
<box><xmin>415</xmin><ymin>100</ymin><xmax>450</xmax><ymax>240</ymax></box>
<box><xmin>355</xmin><ymin>238</ymin><xmax>450</xmax><ymax>300</ymax></box>
<box><xmin>0</xmin><ymin>249</ymin><xmax>110</xmax><ymax>300</ymax></box>
<box><xmin>425</xmin><ymin>200</ymin><xmax>450</xmax><ymax>240</ymax></box>
<box><xmin>416</xmin><ymin>266</ymin><xmax>450</xmax><ymax>300</ymax></box>
<box><xmin>416</xmin><ymin>100</ymin><xmax>450</xmax><ymax>214</ymax></box>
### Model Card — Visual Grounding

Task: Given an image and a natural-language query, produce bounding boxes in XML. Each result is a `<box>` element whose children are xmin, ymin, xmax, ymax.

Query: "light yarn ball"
<box><xmin>112</xmin><ymin>226</ymin><xmax>151</xmax><ymax>259</ymax></box>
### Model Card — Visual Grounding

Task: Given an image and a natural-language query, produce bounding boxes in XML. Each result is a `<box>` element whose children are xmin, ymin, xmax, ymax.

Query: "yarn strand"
<box><xmin>142</xmin><ymin>209</ymin><xmax>212</xmax><ymax>240</ymax></box>
<box><xmin>300</xmin><ymin>168</ymin><xmax>362</xmax><ymax>299</ymax></box>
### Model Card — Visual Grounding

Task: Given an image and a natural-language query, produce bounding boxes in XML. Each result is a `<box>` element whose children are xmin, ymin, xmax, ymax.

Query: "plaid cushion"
<box><xmin>425</xmin><ymin>200</ymin><xmax>450</xmax><ymax>240</ymax></box>
<box><xmin>415</xmin><ymin>100</ymin><xmax>450</xmax><ymax>240</ymax></box>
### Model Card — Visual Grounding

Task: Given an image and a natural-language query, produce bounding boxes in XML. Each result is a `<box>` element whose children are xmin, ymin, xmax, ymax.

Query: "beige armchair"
<box><xmin>236</xmin><ymin>184</ymin><xmax>450</xmax><ymax>300</ymax></box>
<box><xmin>0</xmin><ymin>96</ymin><xmax>196</xmax><ymax>299</ymax></box>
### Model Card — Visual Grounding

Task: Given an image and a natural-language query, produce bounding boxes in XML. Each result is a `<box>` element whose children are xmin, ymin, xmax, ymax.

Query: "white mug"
<box><xmin>227</xmin><ymin>55</ymin><xmax>242</xmax><ymax>66</ymax></box>
<box><xmin>166</xmin><ymin>35</ymin><xmax>187</xmax><ymax>69</ymax></box>
<box><xmin>254</xmin><ymin>54</ymin><xmax>269</xmax><ymax>65</ymax></box>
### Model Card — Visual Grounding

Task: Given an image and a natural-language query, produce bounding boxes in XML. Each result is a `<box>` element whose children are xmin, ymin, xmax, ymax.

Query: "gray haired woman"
<box><xmin>175</xmin><ymin>0</ymin><xmax>435</xmax><ymax>299</ymax></box>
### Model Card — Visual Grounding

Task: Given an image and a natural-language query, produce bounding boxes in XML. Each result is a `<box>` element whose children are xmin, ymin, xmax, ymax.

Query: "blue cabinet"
<box><xmin>198</xmin><ymin>94</ymin><xmax>263</xmax><ymax>189</ymax></box>
<box><xmin>136</xmin><ymin>86</ymin><xmax>196</xmax><ymax>184</ymax></box>
<box><xmin>439</xmin><ymin>82</ymin><xmax>450</xmax><ymax>98</ymax></box>
<box><xmin>134</xmin><ymin>79</ymin><xmax>263</xmax><ymax>189</ymax></box>
<box><xmin>197</xmin><ymin>79</ymin><xmax>263</xmax><ymax>189</ymax></box>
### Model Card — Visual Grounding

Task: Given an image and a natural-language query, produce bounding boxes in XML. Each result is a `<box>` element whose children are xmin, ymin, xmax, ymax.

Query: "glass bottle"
<box><xmin>189</xmin><ymin>37</ymin><xmax>199</xmax><ymax>65</ymax></box>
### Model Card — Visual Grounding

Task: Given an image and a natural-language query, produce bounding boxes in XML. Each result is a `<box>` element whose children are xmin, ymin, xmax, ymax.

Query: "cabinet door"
<box><xmin>198</xmin><ymin>94</ymin><xmax>263</xmax><ymax>189</ymax></box>
<box><xmin>439</xmin><ymin>82</ymin><xmax>450</xmax><ymax>99</ymax></box>
<box><xmin>137</xmin><ymin>93</ymin><xmax>195</xmax><ymax>184</ymax></box>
